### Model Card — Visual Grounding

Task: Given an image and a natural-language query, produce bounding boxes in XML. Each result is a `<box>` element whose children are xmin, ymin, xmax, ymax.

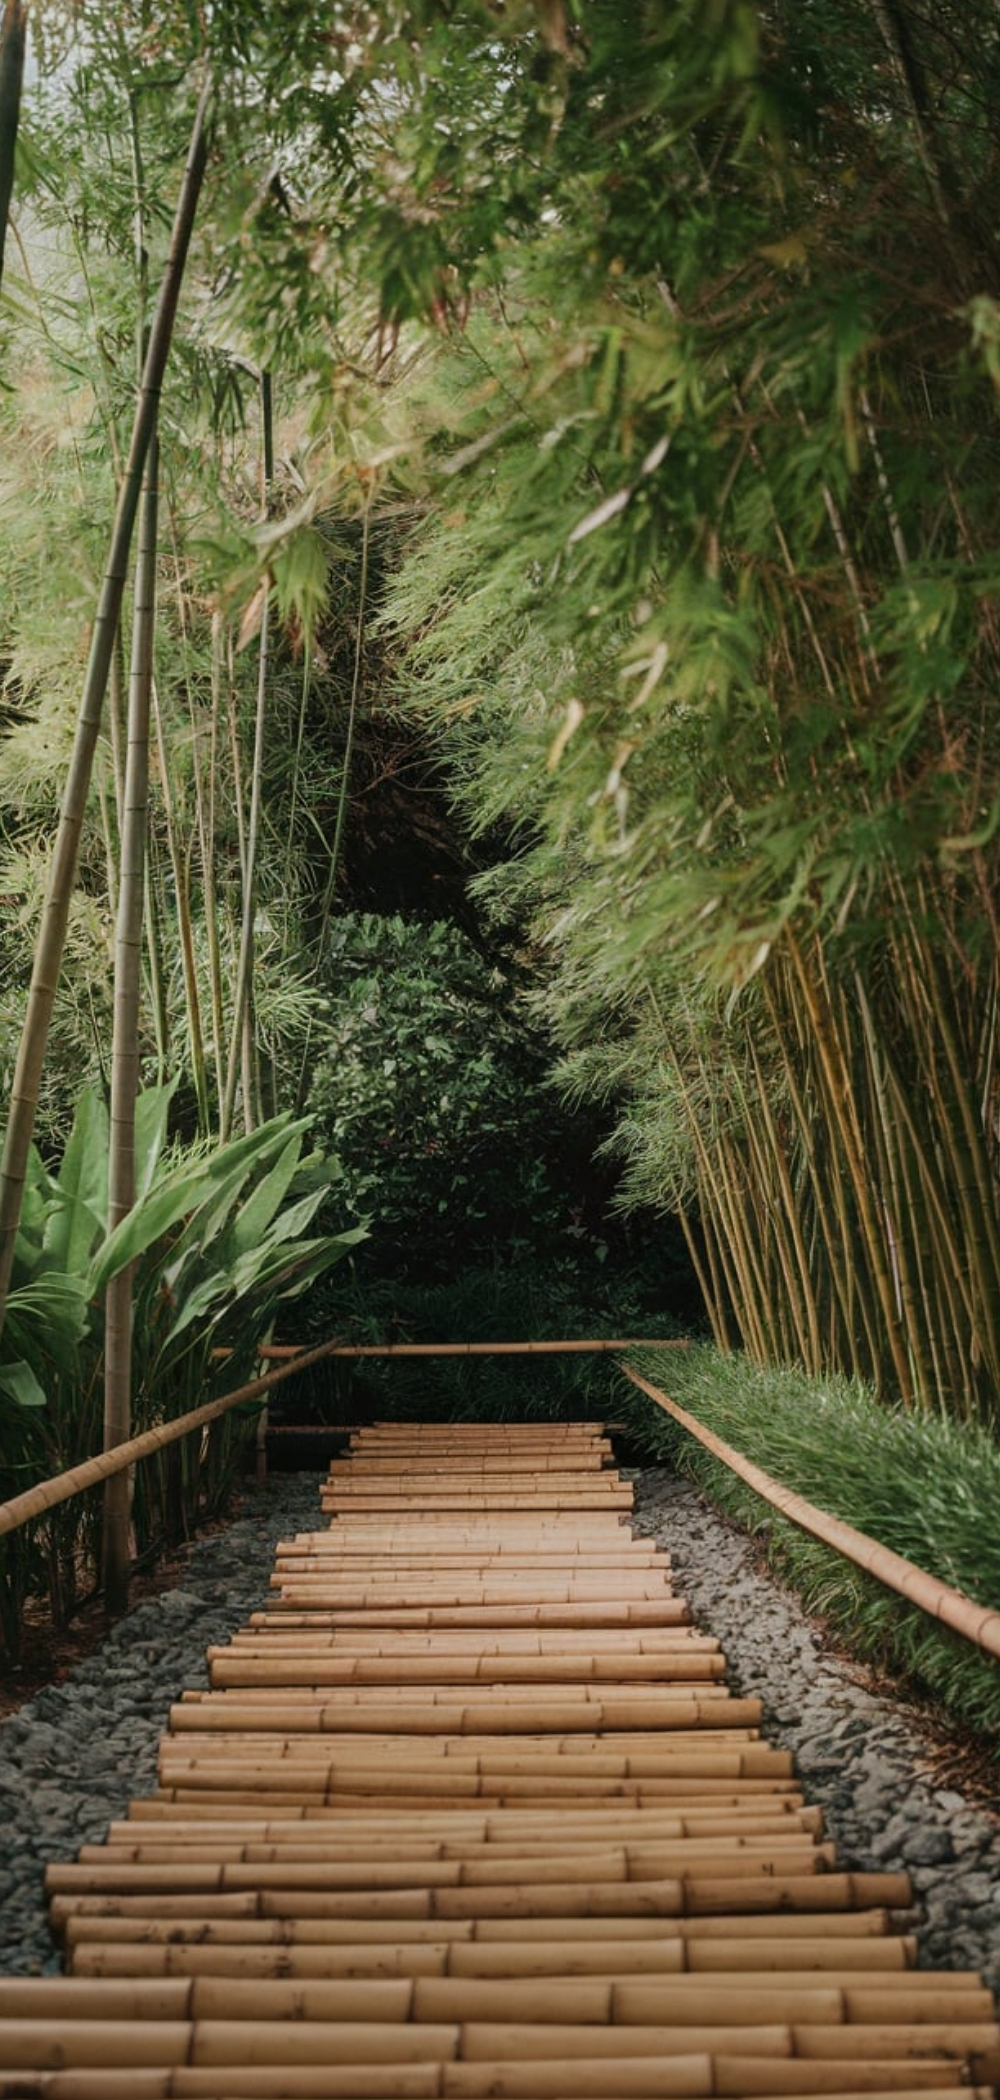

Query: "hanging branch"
<box><xmin>0</xmin><ymin>74</ymin><xmax>212</xmax><ymax>1342</ymax></box>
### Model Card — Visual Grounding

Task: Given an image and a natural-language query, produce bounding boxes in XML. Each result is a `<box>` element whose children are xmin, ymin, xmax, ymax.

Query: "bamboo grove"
<box><xmin>0</xmin><ymin>0</ymin><xmax>999</xmax><ymax>1525</ymax></box>
<box><xmin>372</xmin><ymin>0</ymin><xmax>1000</xmax><ymax>1428</ymax></box>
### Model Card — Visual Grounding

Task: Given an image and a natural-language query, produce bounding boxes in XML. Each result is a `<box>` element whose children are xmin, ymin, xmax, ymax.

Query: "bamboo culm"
<box><xmin>0</xmin><ymin>76</ymin><xmax>212</xmax><ymax>1344</ymax></box>
<box><xmin>103</xmin><ymin>431</ymin><xmax>159</xmax><ymax>1618</ymax></box>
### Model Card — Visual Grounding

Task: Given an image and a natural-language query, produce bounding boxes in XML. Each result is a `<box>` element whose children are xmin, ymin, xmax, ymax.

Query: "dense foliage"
<box><xmin>304</xmin><ymin>914</ymin><xmax>559</xmax><ymax>1266</ymax></box>
<box><xmin>369</xmin><ymin>0</ymin><xmax>1000</xmax><ymax>1422</ymax></box>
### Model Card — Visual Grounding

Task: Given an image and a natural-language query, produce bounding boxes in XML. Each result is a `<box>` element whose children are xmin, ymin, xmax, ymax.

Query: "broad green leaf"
<box><xmin>0</xmin><ymin>1359</ymin><xmax>48</xmax><ymax>1409</ymax></box>
<box><xmin>87</xmin><ymin>1161</ymin><xmax>222</xmax><ymax>1298</ymax></box>
<box><xmin>166</xmin><ymin>1117</ymin><xmax>314</xmax><ymax>1267</ymax></box>
<box><xmin>245</xmin><ymin>1183</ymin><xmax>330</xmax><ymax>1260</ymax></box>
<box><xmin>5</xmin><ymin>1272</ymin><xmax>90</xmax><ymax>1342</ymax></box>
<box><xmin>44</xmin><ymin>1089</ymin><xmax>109</xmax><ymax>1274</ymax></box>
<box><xmin>229</xmin><ymin>1134</ymin><xmax>305</xmax><ymax>1256</ymax></box>
<box><xmin>134</xmin><ymin>1079</ymin><xmax>181</xmax><ymax>1202</ymax></box>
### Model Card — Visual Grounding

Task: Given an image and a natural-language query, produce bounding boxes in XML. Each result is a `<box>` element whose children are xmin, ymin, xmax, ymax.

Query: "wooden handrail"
<box><xmin>623</xmin><ymin>1363</ymin><xmax>1000</xmax><ymax>1664</ymax></box>
<box><xmin>253</xmin><ymin>1338</ymin><xmax>692</xmax><ymax>1360</ymax></box>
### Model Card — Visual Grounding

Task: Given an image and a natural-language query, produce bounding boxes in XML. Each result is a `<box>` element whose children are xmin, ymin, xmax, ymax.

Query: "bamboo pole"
<box><xmin>0</xmin><ymin>0</ymin><xmax>26</xmax><ymax>305</ymax></box>
<box><xmin>245</xmin><ymin>1339</ymin><xmax>690</xmax><ymax>1360</ymax></box>
<box><xmin>221</xmin><ymin>370</ymin><xmax>272</xmax><ymax>1142</ymax></box>
<box><xmin>0</xmin><ymin>76</ymin><xmax>213</xmax><ymax>1342</ymax></box>
<box><xmin>623</xmin><ymin>1364</ymin><xmax>1000</xmax><ymax>1660</ymax></box>
<box><xmin>103</xmin><ymin>426</ymin><xmax>159</xmax><ymax>1619</ymax></box>
<box><xmin>68</xmin><ymin>1936</ymin><xmax>925</xmax><ymax>1982</ymax></box>
<box><xmin>3</xmin><ymin>1970</ymin><xmax>993</xmax><ymax>2031</ymax></box>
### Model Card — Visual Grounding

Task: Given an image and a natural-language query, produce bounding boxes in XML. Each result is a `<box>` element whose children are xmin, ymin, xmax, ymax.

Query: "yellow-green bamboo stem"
<box><xmin>104</xmin><ymin>430</ymin><xmax>159</xmax><ymax>1617</ymax></box>
<box><xmin>0</xmin><ymin>78</ymin><xmax>212</xmax><ymax>1344</ymax></box>
<box><xmin>786</xmin><ymin>934</ymin><xmax>915</xmax><ymax>1404</ymax></box>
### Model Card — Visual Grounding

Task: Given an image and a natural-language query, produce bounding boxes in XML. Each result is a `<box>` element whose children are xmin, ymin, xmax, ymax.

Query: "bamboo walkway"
<box><xmin>0</xmin><ymin>1420</ymin><xmax>997</xmax><ymax>2099</ymax></box>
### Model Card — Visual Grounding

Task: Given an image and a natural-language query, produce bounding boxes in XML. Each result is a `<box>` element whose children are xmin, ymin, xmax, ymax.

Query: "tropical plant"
<box><xmin>0</xmin><ymin>1080</ymin><xmax>363</xmax><ymax>1657</ymax></box>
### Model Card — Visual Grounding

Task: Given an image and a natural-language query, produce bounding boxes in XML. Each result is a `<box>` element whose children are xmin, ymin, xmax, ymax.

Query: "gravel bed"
<box><xmin>630</xmin><ymin>1470</ymin><xmax>1000</xmax><ymax>1992</ymax></box>
<box><xmin>0</xmin><ymin>1473</ymin><xmax>324</xmax><ymax>1975</ymax></box>
<box><xmin>0</xmin><ymin>1462</ymin><xmax>997</xmax><ymax>1988</ymax></box>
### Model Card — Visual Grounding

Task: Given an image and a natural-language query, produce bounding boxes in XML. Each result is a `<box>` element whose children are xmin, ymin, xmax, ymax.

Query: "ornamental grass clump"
<box><xmin>621</xmin><ymin>1344</ymin><xmax>1000</xmax><ymax>1743</ymax></box>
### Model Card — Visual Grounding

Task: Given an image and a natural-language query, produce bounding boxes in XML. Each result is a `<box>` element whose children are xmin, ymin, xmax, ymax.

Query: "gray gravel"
<box><xmin>630</xmin><ymin>1469</ymin><xmax>1000</xmax><ymax>1991</ymax></box>
<box><xmin>0</xmin><ymin>1462</ymin><xmax>997</xmax><ymax>1988</ymax></box>
<box><xmin>0</xmin><ymin>1473</ymin><xmax>323</xmax><ymax>1975</ymax></box>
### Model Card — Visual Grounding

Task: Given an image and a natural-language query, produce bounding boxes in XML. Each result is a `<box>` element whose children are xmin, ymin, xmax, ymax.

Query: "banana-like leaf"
<box><xmin>243</xmin><ymin>1182</ymin><xmax>330</xmax><ymax>1259</ymax></box>
<box><xmin>0</xmin><ymin>1359</ymin><xmax>48</xmax><ymax>1409</ymax></box>
<box><xmin>164</xmin><ymin>1116</ymin><xmax>312</xmax><ymax>1269</ymax></box>
<box><xmin>134</xmin><ymin>1078</ymin><xmax>180</xmax><ymax>1202</ymax></box>
<box><xmin>5</xmin><ymin>1272</ymin><xmax>90</xmax><ymax>1342</ymax></box>
<box><xmin>228</xmin><ymin>1211</ymin><xmax>364</xmax><ymax>1301</ymax></box>
<box><xmin>166</xmin><ymin>1223</ymin><xmax>366</xmax><ymax>1345</ymax></box>
<box><xmin>12</xmin><ymin>1149</ymin><xmax>55</xmax><ymax>1272</ymax></box>
<box><xmin>43</xmin><ymin>1088</ymin><xmax>109</xmax><ymax>1274</ymax></box>
<box><xmin>87</xmin><ymin>1160</ymin><xmax>223</xmax><ymax>1298</ymax></box>
<box><xmin>229</xmin><ymin>1133</ymin><xmax>305</xmax><ymax>1256</ymax></box>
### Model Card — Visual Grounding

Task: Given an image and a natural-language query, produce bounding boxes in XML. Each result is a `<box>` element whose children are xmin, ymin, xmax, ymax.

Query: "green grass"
<box><xmin>620</xmin><ymin>1344</ymin><xmax>1000</xmax><ymax>1746</ymax></box>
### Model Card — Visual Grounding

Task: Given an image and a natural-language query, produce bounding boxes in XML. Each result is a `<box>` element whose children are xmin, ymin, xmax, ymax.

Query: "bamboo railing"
<box><xmin>623</xmin><ymin>1364</ymin><xmax>1000</xmax><ymax>1663</ymax></box>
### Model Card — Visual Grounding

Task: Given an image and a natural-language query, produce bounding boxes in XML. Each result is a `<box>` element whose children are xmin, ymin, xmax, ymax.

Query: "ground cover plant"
<box><xmin>621</xmin><ymin>1345</ymin><xmax>1000</xmax><ymax>1744</ymax></box>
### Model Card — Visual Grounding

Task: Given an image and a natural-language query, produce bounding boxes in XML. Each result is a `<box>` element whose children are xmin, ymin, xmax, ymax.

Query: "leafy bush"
<box><xmin>284</xmin><ymin>1250</ymin><xmax>689</xmax><ymax>1428</ymax></box>
<box><xmin>0</xmin><ymin>1083</ymin><xmax>362</xmax><ymax>1656</ymax></box>
<box><xmin>306</xmin><ymin>914</ymin><xmax>569</xmax><ymax>1275</ymax></box>
<box><xmin>620</xmin><ymin>1345</ymin><xmax>1000</xmax><ymax>1743</ymax></box>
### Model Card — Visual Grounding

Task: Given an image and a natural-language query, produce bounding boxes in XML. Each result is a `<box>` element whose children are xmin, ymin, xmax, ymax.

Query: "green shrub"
<box><xmin>305</xmin><ymin>915</ymin><xmax>570</xmax><ymax>1277</ymax></box>
<box><xmin>0</xmin><ymin>1083</ymin><xmax>362</xmax><ymax>1656</ymax></box>
<box><xmin>287</xmin><ymin>1256</ymin><xmax>689</xmax><ymax>1426</ymax></box>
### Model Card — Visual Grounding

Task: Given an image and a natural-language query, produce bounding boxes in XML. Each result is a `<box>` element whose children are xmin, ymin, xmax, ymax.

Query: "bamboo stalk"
<box><xmin>786</xmin><ymin>934</ymin><xmax>915</xmax><ymax>1404</ymax></box>
<box><xmin>103</xmin><ymin>426</ymin><xmax>159</xmax><ymax>1618</ymax></box>
<box><xmin>0</xmin><ymin>2063</ymin><xmax>988</xmax><ymax>2099</ymax></box>
<box><xmin>0</xmin><ymin>75</ymin><xmax>213</xmax><ymax>1340</ymax></box>
<box><xmin>205</xmin><ymin>1655</ymin><xmax>725</xmax><ymax>1686</ymax></box>
<box><xmin>152</xmin><ymin>681</ymin><xmax>211</xmax><ymax>1136</ymax></box>
<box><xmin>0</xmin><ymin>0</ymin><xmax>26</xmax><ymax>304</ymax></box>
<box><xmin>69</xmin><ymin>1938</ymin><xmax>926</xmax><ymax>1983</ymax></box>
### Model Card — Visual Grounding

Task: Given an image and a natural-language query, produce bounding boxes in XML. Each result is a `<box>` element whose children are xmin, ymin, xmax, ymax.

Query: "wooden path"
<box><xmin>0</xmin><ymin>1420</ymin><xmax>997</xmax><ymax>2098</ymax></box>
